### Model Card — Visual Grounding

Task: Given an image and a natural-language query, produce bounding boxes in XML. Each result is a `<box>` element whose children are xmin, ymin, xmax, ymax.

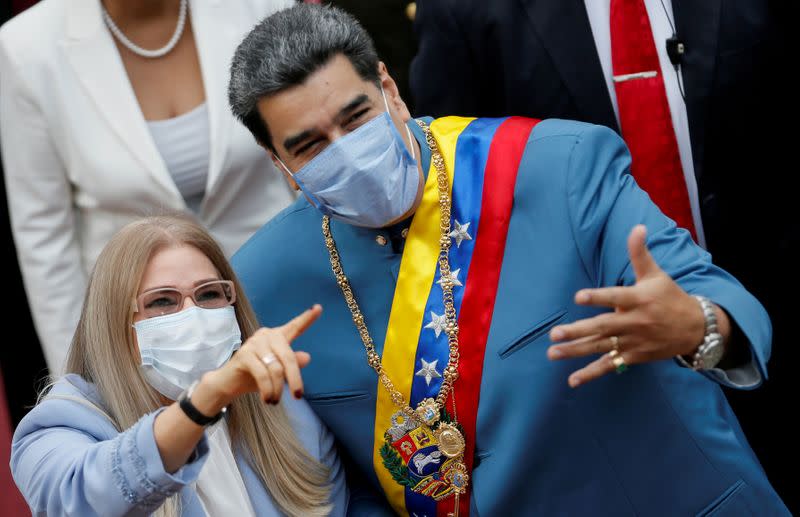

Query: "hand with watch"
<box><xmin>154</xmin><ymin>305</ymin><xmax>322</xmax><ymax>474</ymax></box>
<box><xmin>175</xmin><ymin>305</ymin><xmax>322</xmax><ymax>429</ymax></box>
<box><xmin>178</xmin><ymin>379</ymin><xmax>227</xmax><ymax>427</ymax></box>
<box><xmin>675</xmin><ymin>295</ymin><xmax>726</xmax><ymax>371</ymax></box>
<box><xmin>546</xmin><ymin>225</ymin><xmax>733</xmax><ymax>387</ymax></box>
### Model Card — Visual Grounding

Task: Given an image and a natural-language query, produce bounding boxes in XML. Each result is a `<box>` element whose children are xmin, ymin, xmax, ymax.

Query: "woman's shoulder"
<box><xmin>47</xmin><ymin>373</ymin><xmax>104</xmax><ymax>404</ymax></box>
<box><xmin>13</xmin><ymin>374</ymin><xmax>118</xmax><ymax>441</ymax></box>
<box><xmin>0</xmin><ymin>0</ymin><xmax>67</xmax><ymax>60</ymax></box>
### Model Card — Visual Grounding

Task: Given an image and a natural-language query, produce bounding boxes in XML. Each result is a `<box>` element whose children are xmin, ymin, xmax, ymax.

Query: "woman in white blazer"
<box><xmin>0</xmin><ymin>0</ymin><xmax>297</xmax><ymax>374</ymax></box>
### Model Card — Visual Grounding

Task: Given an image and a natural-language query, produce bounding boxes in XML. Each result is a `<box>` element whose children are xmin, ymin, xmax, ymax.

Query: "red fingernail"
<box><xmin>294</xmin><ymin>389</ymin><xmax>303</xmax><ymax>399</ymax></box>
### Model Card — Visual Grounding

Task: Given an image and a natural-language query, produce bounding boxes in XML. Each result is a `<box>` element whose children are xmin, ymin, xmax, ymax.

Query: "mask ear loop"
<box><xmin>381</xmin><ymin>86</ymin><xmax>416</xmax><ymax>161</ymax></box>
<box><xmin>273</xmin><ymin>152</ymin><xmax>329</xmax><ymax>213</ymax></box>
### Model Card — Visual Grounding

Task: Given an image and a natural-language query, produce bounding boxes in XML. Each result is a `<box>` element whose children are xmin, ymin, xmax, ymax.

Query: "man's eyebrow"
<box><xmin>284</xmin><ymin>129</ymin><xmax>315</xmax><ymax>153</ymax></box>
<box><xmin>282</xmin><ymin>94</ymin><xmax>372</xmax><ymax>153</ymax></box>
<box><xmin>335</xmin><ymin>94</ymin><xmax>370</xmax><ymax>121</ymax></box>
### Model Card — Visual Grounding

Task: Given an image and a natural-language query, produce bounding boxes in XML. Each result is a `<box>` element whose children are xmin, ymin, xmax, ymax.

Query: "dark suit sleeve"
<box><xmin>564</xmin><ymin>124</ymin><xmax>770</xmax><ymax>390</ymax></box>
<box><xmin>409</xmin><ymin>0</ymin><xmax>478</xmax><ymax>117</ymax></box>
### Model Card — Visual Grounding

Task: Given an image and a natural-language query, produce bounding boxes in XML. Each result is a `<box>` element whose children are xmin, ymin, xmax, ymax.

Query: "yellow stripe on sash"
<box><xmin>373</xmin><ymin>117</ymin><xmax>475</xmax><ymax>515</ymax></box>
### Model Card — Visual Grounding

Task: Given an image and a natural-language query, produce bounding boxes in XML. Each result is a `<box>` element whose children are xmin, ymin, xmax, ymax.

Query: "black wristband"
<box><xmin>178</xmin><ymin>380</ymin><xmax>226</xmax><ymax>427</ymax></box>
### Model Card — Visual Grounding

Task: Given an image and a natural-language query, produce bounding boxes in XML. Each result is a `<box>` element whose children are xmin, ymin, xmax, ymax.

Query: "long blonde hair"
<box><xmin>60</xmin><ymin>213</ymin><xmax>332</xmax><ymax>516</ymax></box>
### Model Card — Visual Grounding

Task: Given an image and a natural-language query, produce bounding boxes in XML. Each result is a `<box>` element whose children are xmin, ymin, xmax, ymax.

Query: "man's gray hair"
<box><xmin>228</xmin><ymin>4</ymin><xmax>380</xmax><ymax>150</ymax></box>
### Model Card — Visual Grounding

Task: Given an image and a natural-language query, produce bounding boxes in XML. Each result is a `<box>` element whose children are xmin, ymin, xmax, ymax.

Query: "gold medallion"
<box><xmin>436</xmin><ymin>422</ymin><xmax>466</xmax><ymax>458</ymax></box>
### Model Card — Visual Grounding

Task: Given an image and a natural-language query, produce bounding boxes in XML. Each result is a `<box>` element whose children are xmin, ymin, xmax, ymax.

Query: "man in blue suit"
<box><xmin>227</xmin><ymin>4</ymin><xmax>788</xmax><ymax>516</ymax></box>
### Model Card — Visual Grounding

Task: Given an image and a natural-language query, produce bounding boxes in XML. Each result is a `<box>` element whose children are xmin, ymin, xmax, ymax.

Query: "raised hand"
<box><xmin>205</xmin><ymin>304</ymin><xmax>322</xmax><ymax>404</ymax></box>
<box><xmin>546</xmin><ymin>225</ymin><xmax>729</xmax><ymax>387</ymax></box>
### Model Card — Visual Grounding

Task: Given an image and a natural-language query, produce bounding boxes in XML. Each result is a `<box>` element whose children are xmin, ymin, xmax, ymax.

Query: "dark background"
<box><xmin>321</xmin><ymin>0</ymin><xmax>418</xmax><ymax>112</ymax></box>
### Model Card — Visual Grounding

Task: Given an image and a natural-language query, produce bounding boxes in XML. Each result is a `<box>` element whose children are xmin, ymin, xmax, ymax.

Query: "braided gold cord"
<box><xmin>321</xmin><ymin>119</ymin><xmax>461</xmax><ymax>424</ymax></box>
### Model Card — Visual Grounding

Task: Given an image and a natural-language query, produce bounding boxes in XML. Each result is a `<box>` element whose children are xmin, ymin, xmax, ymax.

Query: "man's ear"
<box><xmin>265</xmin><ymin>146</ymin><xmax>299</xmax><ymax>190</ymax></box>
<box><xmin>377</xmin><ymin>61</ymin><xmax>411</xmax><ymax>121</ymax></box>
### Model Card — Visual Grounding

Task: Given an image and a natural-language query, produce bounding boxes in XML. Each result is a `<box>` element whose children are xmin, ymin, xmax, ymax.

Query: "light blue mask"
<box><xmin>277</xmin><ymin>88</ymin><xmax>420</xmax><ymax>228</ymax></box>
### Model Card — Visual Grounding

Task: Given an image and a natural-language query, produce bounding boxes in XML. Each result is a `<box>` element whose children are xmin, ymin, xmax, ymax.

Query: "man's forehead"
<box><xmin>257</xmin><ymin>55</ymin><xmax>377</xmax><ymax>131</ymax></box>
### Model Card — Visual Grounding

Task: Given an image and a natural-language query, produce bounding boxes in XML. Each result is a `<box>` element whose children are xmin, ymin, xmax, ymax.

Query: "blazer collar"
<box><xmin>518</xmin><ymin>0</ymin><xmax>618</xmax><ymax>131</ymax></box>
<box><xmin>189</xmin><ymin>0</ymin><xmax>232</xmax><ymax>195</ymax></box>
<box><xmin>62</xmin><ymin>0</ymin><xmax>230</xmax><ymax>202</ymax></box>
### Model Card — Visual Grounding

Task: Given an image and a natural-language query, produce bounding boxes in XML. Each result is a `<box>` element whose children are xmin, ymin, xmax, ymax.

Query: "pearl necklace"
<box><xmin>101</xmin><ymin>0</ymin><xmax>188</xmax><ymax>59</ymax></box>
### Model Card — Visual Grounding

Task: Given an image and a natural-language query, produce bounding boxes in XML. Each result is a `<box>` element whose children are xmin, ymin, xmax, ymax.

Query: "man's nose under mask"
<box><xmin>276</xmin><ymin>89</ymin><xmax>420</xmax><ymax>228</ymax></box>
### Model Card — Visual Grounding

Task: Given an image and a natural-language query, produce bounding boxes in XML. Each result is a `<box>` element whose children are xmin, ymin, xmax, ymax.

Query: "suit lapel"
<box><xmin>518</xmin><ymin>0</ymin><xmax>618</xmax><ymax>131</ymax></box>
<box><xmin>190</xmin><ymin>0</ymin><xmax>231</xmax><ymax>196</ymax></box>
<box><xmin>672</xmin><ymin>0</ymin><xmax>721</xmax><ymax>182</ymax></box>
<box><xmin>62</xmin><ymin>0</ymin><xmax>180</xmax><ymax>200</ymax></box>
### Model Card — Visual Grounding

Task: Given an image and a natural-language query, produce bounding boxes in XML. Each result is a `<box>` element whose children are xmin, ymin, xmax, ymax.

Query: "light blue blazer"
<box><xmin>10</xmin><ymin>374</ymin><xmax>348</xmax><ymax>516</ymax></box>
<box><xmin>232</xmin><ymin>119</ymin><xmax>789</xmax><ymax>516</ymax></box>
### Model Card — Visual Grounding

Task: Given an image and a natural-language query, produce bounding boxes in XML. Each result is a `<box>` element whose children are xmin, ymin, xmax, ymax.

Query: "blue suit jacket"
<box><xmin>232</xmin><ymin>119</ymin><xmax>788</xmax><ymax>516</ymax></box>
<box><xmin>10</xmin><ymin>374</ymin><xmax>348</xmax><ymax>516</ymax></box>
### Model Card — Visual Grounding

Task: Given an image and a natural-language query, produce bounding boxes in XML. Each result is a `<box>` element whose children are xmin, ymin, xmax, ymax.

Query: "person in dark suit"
<box><xmin>410</xmin><ymin>0</ymin><xmax>796</xmax><ymax>511</ymax></box>
<box><xmin>305</xmin><ymin>0</ymin><xmax>418</xmax><ymax>111</ymax></box>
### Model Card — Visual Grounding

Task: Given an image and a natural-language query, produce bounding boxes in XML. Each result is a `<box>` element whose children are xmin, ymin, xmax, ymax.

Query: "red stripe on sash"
<box><xmin>446</xmin><ymin>117</ymin><xmax>540</xmax><ymax>517</ymax></box>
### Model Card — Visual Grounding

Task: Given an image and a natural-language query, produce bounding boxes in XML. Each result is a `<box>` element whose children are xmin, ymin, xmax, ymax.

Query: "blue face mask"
<box><xmin>276</xmin><ymin>88</ymin><xmax>420</xmax><ymax>228</ymax></box>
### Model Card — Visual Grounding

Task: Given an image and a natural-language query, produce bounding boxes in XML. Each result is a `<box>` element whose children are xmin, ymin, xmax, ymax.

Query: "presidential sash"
<box><xmin>374</xmin><ymin>116</ymin><xmax>540</xmax><ymax>517</ymax></box>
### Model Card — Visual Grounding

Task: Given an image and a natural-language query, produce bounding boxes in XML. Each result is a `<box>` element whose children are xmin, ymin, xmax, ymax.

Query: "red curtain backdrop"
<box><xmin>3</xmin><ymin>6</ymin><xmax>37</xmax><ymax>516</ymax></box>
<box><xmin>1</xmin><ymin>370</ymin><xmax>28</xmax><ymax>516</ymax></box>
<box><xmin>11</xmin><ymin>0</ymin><xmax>36</xmax><ymax>13</ymax></box>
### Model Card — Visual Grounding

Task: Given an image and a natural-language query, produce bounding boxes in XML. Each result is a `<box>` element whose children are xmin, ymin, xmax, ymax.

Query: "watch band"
<box><xmin>676</xmin><ymin>295</ymin><xmax>724</xmax><ymax>371</ymax></box>
<box><xmin>178</xmin><ymin>380</ymin><xmax>226</xmax><ymax>427</ymax></box>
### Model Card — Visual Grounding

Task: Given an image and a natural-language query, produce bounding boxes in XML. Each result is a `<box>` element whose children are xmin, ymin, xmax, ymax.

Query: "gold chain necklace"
<box><xmin>322</xmin><ymin>119</ymin><xmax>468</xmax><ymax>514</ymax></box>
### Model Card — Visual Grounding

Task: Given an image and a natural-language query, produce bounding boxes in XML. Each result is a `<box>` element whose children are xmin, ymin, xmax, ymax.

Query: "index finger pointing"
<box><xmin>280</xmin><ymin>304</ymin><xmax>323</xmax><ymax>341</ymax></box>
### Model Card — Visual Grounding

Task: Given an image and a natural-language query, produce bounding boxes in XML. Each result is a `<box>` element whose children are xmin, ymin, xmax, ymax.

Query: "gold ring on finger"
<box><xmin>609</xmin><ymin>335</ymin><xmax>620</xmax><ymax>351</ymax></box>
<box><xmin>608</xmin><ymin>349</ymin><xmax>628</xmax><ymax>374</ymax></box>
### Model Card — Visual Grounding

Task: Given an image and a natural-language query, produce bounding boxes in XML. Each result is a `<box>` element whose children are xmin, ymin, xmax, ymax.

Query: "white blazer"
<box><xmin>0</xmin><ymin>0</ymin><xmax>296</xmax><ymax>373</ymax></box>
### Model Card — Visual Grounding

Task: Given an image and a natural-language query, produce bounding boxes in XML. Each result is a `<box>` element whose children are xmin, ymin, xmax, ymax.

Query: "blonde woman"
<box><xmin>9</xmin><ymin>214</ymin><xmax>347</xmax><ymax>516</ymax></box>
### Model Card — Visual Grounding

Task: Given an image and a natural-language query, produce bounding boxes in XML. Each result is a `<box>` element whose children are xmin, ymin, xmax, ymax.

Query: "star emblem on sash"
<box><xmin>437</xmin><ymin>268</ymin><xmax>463</xmax><ymax>288</ymax></box>
<box><xmin>424</xmin><ymin>311</ymin><xmax>447</xmax><ymax>338</ymax></box>
<box><xmin>449</xmin><ymin>220</ymin><xmax>472</xmax><ymax>247</ymax></box>
<box><xmin>415</xmin><ymin>358</ymin><xmax>442</xmax><ymax>386</ymax></box>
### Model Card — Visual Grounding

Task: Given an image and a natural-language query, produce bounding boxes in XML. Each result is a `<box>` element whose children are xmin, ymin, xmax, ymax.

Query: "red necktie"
<box><xmin>610</xmin><ymin>0</ymin><xmax>697</xmax><ymax>241</ymax></box>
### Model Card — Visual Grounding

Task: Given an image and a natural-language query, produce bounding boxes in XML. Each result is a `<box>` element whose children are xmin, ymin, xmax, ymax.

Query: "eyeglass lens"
<box><xmin>139</xmin><ymin>281</ymin><xmax>234</xmax><ymax>318</ymax></box>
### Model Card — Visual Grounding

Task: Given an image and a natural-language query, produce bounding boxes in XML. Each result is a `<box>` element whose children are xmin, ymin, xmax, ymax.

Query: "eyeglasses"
<box><xmin>133</xmin><ymin>280</ymin><xmax>236</xmax><ymax>319</ymax></box>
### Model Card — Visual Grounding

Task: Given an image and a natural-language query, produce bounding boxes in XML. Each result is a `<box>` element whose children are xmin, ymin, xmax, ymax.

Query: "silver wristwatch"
<box><xmin>676</xmin><ymin>295</ymin><xmax>725</xmax><ymax>371</ymax></box>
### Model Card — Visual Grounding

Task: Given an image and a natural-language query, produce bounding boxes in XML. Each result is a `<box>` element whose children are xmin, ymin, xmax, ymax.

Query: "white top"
<box><xmin>0</xmin><ymin>0</ymin><xmax>297</xmax><ymax>374</ymax></box>
<box><xmin>583</xmin><ymin>0</ymin><xmax>706</xmax><ymax>247</ymax></box>
<box><xmin>147</xmin><ymin>103</ymin><xmax>210</xmax><ymax>214</ymax></box>
<box><xmin>196</xmin><ymin>420</ymin><xmax>257</xmax><ymax>517</ymax></box>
